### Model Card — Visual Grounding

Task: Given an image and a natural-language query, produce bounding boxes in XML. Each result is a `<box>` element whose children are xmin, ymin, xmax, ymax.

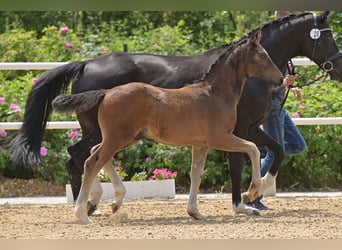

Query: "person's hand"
<box><xmin>291</xmin><ymin>87</ymin><xmax>302</xmax><ymax>101</ymax></box>
<box><xmin>282</xmin><ymin>74</ymin><xmax>296</xmax><ymax>88</ymax></box>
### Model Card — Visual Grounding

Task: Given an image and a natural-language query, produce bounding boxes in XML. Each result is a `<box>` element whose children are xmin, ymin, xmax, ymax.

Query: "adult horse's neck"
<box><xmin>259</xmin><ymin>12</ymin><xmax>314</xmax><ymax>72</ymax></box>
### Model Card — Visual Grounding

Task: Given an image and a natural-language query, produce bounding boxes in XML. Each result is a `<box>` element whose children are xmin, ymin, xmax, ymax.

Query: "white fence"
<box><xmin>1</xmin><ymin>58</ymin><xmax>342</xmax><ymax>131</ymax></box>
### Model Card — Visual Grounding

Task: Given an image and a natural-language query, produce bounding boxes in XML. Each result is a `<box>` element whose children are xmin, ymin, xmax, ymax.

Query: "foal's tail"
<box><xmin>52</xmin><ymin>90</ymin><xmax>106</xmax><ymax>114</ymax></box>
<box><xmin>8</xmin><ymin>61</ymin><xmax>86</xmax><ymax>167</ymax></box>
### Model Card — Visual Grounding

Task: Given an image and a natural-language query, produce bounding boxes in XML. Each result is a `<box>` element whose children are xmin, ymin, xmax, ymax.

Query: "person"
<box><xmin>248</xmin><ymin>11</ymin><xmax>307</xmax><ymax>210</ymax></box>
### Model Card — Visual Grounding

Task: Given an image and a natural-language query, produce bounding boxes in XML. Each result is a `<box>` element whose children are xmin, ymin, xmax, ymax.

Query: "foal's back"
<box><xmin>98</xmin><ymin>81</ymin><xmax>219</xmax><ymax>146</ymax></box>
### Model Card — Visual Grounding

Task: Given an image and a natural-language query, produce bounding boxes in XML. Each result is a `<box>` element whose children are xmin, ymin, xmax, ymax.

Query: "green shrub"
<box><xmin>276</xmin><ymin>79</ymin><xmax>342</xmax><ymax>190</ymax></box>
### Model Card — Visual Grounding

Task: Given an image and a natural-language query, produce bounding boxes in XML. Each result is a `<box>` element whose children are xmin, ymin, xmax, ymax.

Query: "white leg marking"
<box><xmin>187</xmin><ymin>147</ymin><xmax>208</xmax><ymax>220</ymax></box>
<box><xmin>102</xmin><ymin>161</ymin><xmax>126</xmax><ymax>213</ymax></box>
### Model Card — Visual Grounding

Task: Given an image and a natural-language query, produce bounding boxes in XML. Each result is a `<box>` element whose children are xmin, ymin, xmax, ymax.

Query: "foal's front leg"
<box><xmin>187</xmin><ymin>146</ymin><xmax>208</xmax><ymax>220</ymax></box>
<box><xmin>208</xmin><ymin>133</ymin><xmax>262</xmax><ymax>211</ymax></box>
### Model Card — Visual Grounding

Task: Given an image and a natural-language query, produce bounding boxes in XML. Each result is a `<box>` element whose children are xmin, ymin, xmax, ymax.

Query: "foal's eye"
<box><xmin>259</xmin><ymin>54</ymin><xmax>267</xmax><ymax>60</ymax></box>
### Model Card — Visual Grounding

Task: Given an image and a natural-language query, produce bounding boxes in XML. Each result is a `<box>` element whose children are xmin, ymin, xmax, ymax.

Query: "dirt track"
<box><xmin>0</xmin><ymin>196</ymin><xmax>341</xmax><ymax>239</ymax></box>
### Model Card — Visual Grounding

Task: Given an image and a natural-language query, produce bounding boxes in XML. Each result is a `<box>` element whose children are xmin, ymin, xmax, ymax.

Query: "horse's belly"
<box><xmin>143</xmin><ymin>125</ymin><xmax>208</xmax><ymax>147</ymax></box>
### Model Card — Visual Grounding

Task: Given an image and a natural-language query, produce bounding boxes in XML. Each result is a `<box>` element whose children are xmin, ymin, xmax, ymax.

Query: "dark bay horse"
<box><xmin>9</xmin><ymin>11</ymin><xmax>342</xmax><ymax>213</ymax></box>
<box><xmin>52</xmin><ymin>31</ymin><xmax>283</xmax><ymax>223</ymax></box>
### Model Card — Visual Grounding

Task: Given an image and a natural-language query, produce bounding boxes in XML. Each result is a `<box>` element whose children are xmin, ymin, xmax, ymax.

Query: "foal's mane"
<box><xmin>197</xmin><ymin>39</ymin><xmax>247</xmax><ymax>82</ymax></box>
<box><xmin>194</xmin><ymin>12</ymin><xmax>313</xmax><ymax>84</ymax></box>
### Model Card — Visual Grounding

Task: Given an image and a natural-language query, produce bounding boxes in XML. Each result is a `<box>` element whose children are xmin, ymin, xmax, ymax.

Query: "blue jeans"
<box><xmin>260</xmin><ymin>99</ymin><xmax>307</xmax><ymax>177</ymax></box>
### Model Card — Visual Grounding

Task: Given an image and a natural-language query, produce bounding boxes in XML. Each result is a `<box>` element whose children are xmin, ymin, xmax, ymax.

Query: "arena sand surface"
<box><xmin>0</xmin><ymin>196</ymin><xmax>341</xmax><ymax>239</ymax></box>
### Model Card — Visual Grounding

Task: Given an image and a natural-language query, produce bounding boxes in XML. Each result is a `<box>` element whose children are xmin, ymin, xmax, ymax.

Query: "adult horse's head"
<box><xmin>303</xmin><ymin>11</ymin><xmax>342</xmax><ymax>81</ymax></box>
<box><xmin>262</xmin><ymin>11</ymin><xmax>342</xmax><ymax>81</ymax></box>
<box><xmin>241</xmin><ymin>30</ymin><xmax>283</xmax><ymax>86</ymax></box>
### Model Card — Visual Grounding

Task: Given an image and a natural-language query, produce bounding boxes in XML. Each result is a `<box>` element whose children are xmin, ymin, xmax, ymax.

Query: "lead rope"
<box><xmin>278</xmin><ymin>59</ymin><xmax>329</xmax><ymax>114</ymax></box>
<box><xmin>279</xmin><ymin>59</ymin><xmax>295</xmax><ymax>113</ymax></box>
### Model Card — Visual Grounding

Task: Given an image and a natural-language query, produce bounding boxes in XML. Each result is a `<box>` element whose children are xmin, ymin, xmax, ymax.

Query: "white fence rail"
<box><xmin>1</xmin><ymin>58</ymin><xmax>341</xmax><ymax>131</ymax></box>
<box><xmin>1</xmin><ymin>118</ymin><xmax>342</xmax><ymax>130</ymax></box>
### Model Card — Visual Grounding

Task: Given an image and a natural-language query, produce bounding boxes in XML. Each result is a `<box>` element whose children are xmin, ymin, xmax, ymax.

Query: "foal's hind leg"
<box><xmin>85</xmin><ymin>144</ymin><xmax>103</xmax><ymax>216</ymax></box>
<box><xmin>102</xmin><ymin>161</ymin><xmax>126</xmax><ymax>214</ymax></box>
<box><xmin>187</xmin><ymin>146</ymin><xmax>208</xmax><ymax>220</ymax></box>
<box><xmin>74</xmin><ymin>144</ymin><xmax>114</xmax><ymax>224</ymax></box>
<box><xmin>87</xmin><ymin>178</ymin><xmax>103</xmax><ymax>216</ymax></box>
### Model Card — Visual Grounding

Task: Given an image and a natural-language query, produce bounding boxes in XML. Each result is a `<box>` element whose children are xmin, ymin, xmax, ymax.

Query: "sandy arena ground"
<box><xmin>0</xmin><ymin>195</ymin><xmax>341</xmax><ymax>239</ymax></box>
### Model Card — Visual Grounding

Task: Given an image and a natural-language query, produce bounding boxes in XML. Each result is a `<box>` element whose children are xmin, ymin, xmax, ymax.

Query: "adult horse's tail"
<box><xmin>52</xmin><ymin>90</ymin><xmax>106</xmax><ymax>114</ymax></box>
<box><xmin>9</xmin><ymin>61</ymin><xmax>86</xmax><ymax>167</ymax></box>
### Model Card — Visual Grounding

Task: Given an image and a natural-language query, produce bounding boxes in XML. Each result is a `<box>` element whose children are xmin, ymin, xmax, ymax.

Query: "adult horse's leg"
<box><xmin>228</xmin><ymin>125</ymin><xmax>260</xmax><ymax>215</ymax></box>
<box><xmin>229</xmin><ymin>152</ymin><xmax>260</xmax><ymax>216</ymax></box>
<box><xmin>67</xmin><ymin>106</ymin><xmax>103</xmax><ymax>201</ymax></box>
<box><xmin>66</xmin><ymin>158</ymin><xmax>83</xmax><ymax>202</ymax></box>
<box><xmin>187</xmin><ymin>146</ymin><xmax>208</xmax><ymax>220</ymax></box>
<box><xmin>67</xmin><ymin>128</ymin><xmax>102</xmax><ymax>201</ymax></box>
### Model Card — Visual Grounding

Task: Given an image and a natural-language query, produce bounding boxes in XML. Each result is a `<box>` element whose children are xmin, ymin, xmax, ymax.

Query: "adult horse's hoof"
<box><xmin>233</xmin><ymin>202</ymin><xmax>261</xmax><ymax>216</ymax></box>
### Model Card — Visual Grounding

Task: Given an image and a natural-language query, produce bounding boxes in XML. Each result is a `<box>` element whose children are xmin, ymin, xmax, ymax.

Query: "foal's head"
<box><xmin>240</xmin><ymin>30</ymin><xmax>283</xmax><ymax>87</ymax></box>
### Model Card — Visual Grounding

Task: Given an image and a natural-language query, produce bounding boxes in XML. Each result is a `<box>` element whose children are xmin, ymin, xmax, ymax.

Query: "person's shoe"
<box><xmin>247</xmin><ymin>196</ymin><xmax>271</xmax><ymax>210</ymax></box>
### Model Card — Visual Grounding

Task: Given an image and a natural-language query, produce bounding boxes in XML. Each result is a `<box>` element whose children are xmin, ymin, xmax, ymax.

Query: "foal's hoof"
<box><xmin>187</xmin><ymin>208</ymin><xmax>206</xmax><ymax>220</ymax></box>
<box><xmin>111</xmin><ymin>202</ymin><xmax>122</xmax><ymax>214</ymax></box>
<box><xmin>188</xmin><ymin>212</ymin><xmax>206</xmax><ymax>221</ymax></box>
<box><xmin>242</xmin><ymin>192</ymin><xmax>251</xmax><ymax>204</ymax></box>
<box><xmin>75</xmin><ymin>207</ymin><xmax>92</xmax><ymax>224</ymax></box>
<box><xmin>87</xmin><ymin>201</ymin><xmax>97</xmax><ymax>216</ymax></box>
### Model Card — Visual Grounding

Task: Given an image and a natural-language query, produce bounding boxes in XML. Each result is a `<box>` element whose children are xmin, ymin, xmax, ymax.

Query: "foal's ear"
<box><xmin>320</xmin><ymin>11</ymin><xmax>330</xmax><ymax>21</ymax></box>
<box><xmin>250</xmin><ymin>29</ymin><xmax>262</xmax><ymax>44</ymax></box>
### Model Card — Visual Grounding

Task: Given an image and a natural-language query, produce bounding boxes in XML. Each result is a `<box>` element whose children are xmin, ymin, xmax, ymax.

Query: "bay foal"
<box><xmin>53</xmin><ymin>30</ymin><xmax>283</xmax><ymax>224</ymax></box>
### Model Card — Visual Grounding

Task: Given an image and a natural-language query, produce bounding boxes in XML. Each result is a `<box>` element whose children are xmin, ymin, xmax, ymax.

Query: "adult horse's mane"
<box><xmin>245</xmin><ymin>11</ymin><xmax>312</xmax><ymax>38</ymax></box>
<box><xmin>195</xmin><ymin>12</ymin><xmax>313</xmax><ymax>84</ymax></box>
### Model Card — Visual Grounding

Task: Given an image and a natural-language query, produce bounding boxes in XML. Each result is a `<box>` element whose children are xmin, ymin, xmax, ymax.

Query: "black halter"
<box><xmin>311</xmin><ymin>13</ymin><xmax>342</xmax><ymax>73</ymax></box>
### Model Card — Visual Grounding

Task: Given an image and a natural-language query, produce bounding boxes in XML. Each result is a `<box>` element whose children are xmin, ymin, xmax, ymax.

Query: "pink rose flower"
<box><xmin>0</xmin><ymin>129</ymin><xmax>7</xmax><ymax>137</ymax></box>
<box><xmin>32</xmin><ymin>78</ymin><xmax>39</xmax><ymax>85</ymax></box>
<box><xmin>65</xmin><ymin>42</ymin><xmax>73</xmax><ymax>51</ymax></box>
<box><xmin>60</xmin><ymin>26</ymin><xmax>69</xmax><ymax>35</ymax></box>
<box><xmin>69</xmin><ymin>128</ymin><xmax>78</xmax><ymax>139</ymax></box>
<box><xmin>292</xmin><ymin>112</ymin><xmax>300</xmax><ymax>118</ymax></box>
<box><xmin>40</xmin><ymin>146</ymin><xmax>48</xmax><ymax>157</ymax></box>
<box><xmin>10</xmin><ymin>103</ymin><xmax>21</xmax><ymax>113</ymax></box>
